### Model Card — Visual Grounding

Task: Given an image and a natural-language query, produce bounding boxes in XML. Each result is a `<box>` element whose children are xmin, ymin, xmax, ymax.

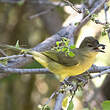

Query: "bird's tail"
<box><xmin>0</xmin><ymin>43</ymin><xmax>49</xmax><ymax>67</ymax></box>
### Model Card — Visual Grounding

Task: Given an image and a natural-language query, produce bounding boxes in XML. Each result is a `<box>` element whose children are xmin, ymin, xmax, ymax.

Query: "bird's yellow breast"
<box><xmin>48</xmin><ymin>52</ymin><xmax>97</xmax><ymax>81</ymax></box>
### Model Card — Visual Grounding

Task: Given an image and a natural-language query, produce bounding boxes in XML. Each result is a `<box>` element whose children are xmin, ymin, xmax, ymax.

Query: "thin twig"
<box><xmin>91</xmin><ymin>69</ymin><xmax>110</xmax><ymax>78</ymax></box>
<box><xmin>45</xmin><ymin>91</ymin><xmax>57</xmax><ymax>105</ymax></box>
<box><xmin>95</xmin><ymin>20</ymin><xmax>107</xmax><ymax>26</ymax></box>
<box><xmin>103</xmin><ymin>2</ymin><xmax>110</xmax><ymax>41</ymax></box>
<box><xmin>29</xmin><ymin>7</ymin><xmax>54</xmax><ymax>20</ymax></box>
<box><xmin>0</xmin><ymin>54</ymin><xmax>32</xmax><ymax>60</ymax></box>
<box><xmin>64</xmin><ymin>0</ymin><xmax>82</xmax><ymax>13</ymax></box>
<box><xmin>104</xmin><ymin>3</ymin><xmax>109</xmax><ymax>24</ymax></box>
<box><xmin>0</xmin><ymin>49</ymin><xmax>7</xmax><ymax>57</ymax></box>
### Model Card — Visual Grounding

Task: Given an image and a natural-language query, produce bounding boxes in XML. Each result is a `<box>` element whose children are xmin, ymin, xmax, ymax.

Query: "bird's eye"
<box><xmin>87</xmin><ymin>44</ymin><xmax>93</xmax><ymax>47</ymax></box>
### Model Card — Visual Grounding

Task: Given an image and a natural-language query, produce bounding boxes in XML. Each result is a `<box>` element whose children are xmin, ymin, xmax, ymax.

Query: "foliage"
<box><xmin>15</xmin><ymin>40</ymin><xmax>20</xmax><ymax>48</ymax></box>
<box><xmin>38</xmin><ymin>104</ymin><xmax>51</xmax><ymax>110</ymax></box>
<box><xmin>74</xmin><ymin>22</ymin><xmax>80</xmax><ymax>26</ymax></box>
<box><xmin>102</xmin><ymin>100</ymin><xmax>110</xmax><ymax>110</ymax></box>
<box><xmin>102</xmin><ymin>24</ymin><xmax>110</xmax><ymax>36</ymax></box>
<box><xmin>67</xmin><ymin>100</ymin><xmax>74</xmax><ymax>110</ymax></box>
<box><xmin>62</xmin><ymin>96</ymin><xmax>74</xmax><ymax>110</ymax></box>
<box><xmin>52</xmin><ymin>37</ymin><xmax>76</xmax><ymax>57</ymax></box>
<box><xmin>0</xmin><ymin>58</ymin><xmax>8</xmax><ymax>65</ymax></box>
<box><xmin>17</xmin><ymin>0</ymin><xmax>25</xmax><ymax>6</ymax></box>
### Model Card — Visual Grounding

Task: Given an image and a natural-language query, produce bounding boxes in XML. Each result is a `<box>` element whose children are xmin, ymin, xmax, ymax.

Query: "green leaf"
<box><xmin>64</xmin><ymin>41</ymin><xmax>69</xmax><ymax>46</ymax></box>
<box><xmin>67</xmin><ymin>100</ymin><xmax>74</xmax><ymax>110</ymax></box>
<box><xmin>91</xmin><ymin>17</ymin><xmax>95</xmax><ymax>21</ymax></box>
<box><xmin>15</xmin><ymin>40</ymin><xmax>20</xmax><ymax>48</ymax></box>
<box><xmin>68</xmin><ymin>51</ymin><xmax>75</xmax><ymax>57</ymax></box>
<box><xmin>0</xmin><ymin>59</ymin><xmax>8</xmax><ymax>65</ymax></box>
<box><xmin>101</xmin><ymin>31</ymin><xmax>107</xmax><ymax>36</ymax></box>
<box><xmin>56</xmin><ymin>41</ymin><xmax>60</xmax><ymax>46</ymax></box>
<box><xmin>62</xmin><ymin>37</ymin><xmax>68</xmax><ymax>41</ymax></box>
<box><xmin>62</xmin><ymin>38</ymin><xmax>69</xmax><ymax>46</ymax></box>
<box><xmin>74</xmin><ymin>22</ymin><xmax>79</xmax><ymax>26</ymax></box>
<box><xmin>69</xmin><ymin>45</ymin><xmax>76</xmax><ymax>50</ymax></box>
<box><xmin>38</xmin><ymin>104</ymin><xmax>51</xmax><ymax>110</ymax></box>
<box><xmin>92</xmin><ymin>14</ymin><xmax>97</xmax><ymax>18</ymax></box>
<box><xmin>85</xmin><ymin>9</ymin><xmax>90</xmax><ymax>15</ymax></box>
<box><xmin>56</xmin><ymin>48</ymin><xmax>62</xmax><ymax>52</ymax></box>
<box><xmin>62</xmin><ymin>47</ymin><xmax>67</xmax><ymax>52</ymax></box>
<box><xmin>102</xmin><ymin>101</ymin><xmax>110</xmax><ymax>110</ymax></box>
<box><xmin>42</xmin><ymin>105</ymin><xmax>50</xmax><ymax>110</ymax></box>
<box><xmin>17</xmin><ymin>0</ymin><xmax>25</xmax><ymax>6</ymax></box>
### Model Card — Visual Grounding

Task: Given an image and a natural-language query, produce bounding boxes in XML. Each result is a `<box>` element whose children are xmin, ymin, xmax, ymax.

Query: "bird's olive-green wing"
<box><xmin>41</xmin><ymin>50</ymin><xmax>59</xmax><ymax>62</ymax></box>
<box><xmin>41</xmin><ymin>50</ymin><xmax>79</xmax><ymax>66</ymax></box>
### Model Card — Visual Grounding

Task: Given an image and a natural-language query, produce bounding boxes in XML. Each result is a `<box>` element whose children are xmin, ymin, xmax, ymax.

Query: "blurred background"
<box><xmin>0</xmin><ymin>0</ymin><xmax>110</xmax><ymax>110</ymax></box>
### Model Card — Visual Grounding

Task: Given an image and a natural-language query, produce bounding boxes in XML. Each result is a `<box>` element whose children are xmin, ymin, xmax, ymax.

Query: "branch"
<box><xmin>64</xmin><ymin>0</ymin><xmax>82</xmax><ymax>13</ymax></box>
<box><xmin>73</xmin><ymin>0</ymin><xmax>107</xmax><ymax>35</ymax></box>
<box><xmin>104</xmin><ymin>2</ymin><xmax>109</xmax><ymax>24</ymax></box>
<box><xmin>54</xmin><ymin>93</ymin><xmax>66</xmax><ymax>110</ymax></box>
<box><xmin>0</xmin><ymin>67</ymin><xmax>51</xmax><ymax>75</ymax></box>
<box><xmin>91</xmin><ymin>69</ymin><xmax>110</xmax><ymax>78</ymax></box>
<box><xmin>0</xmin><ymin>64</ymin><xmax>110</xmax><ymax>76</ymax></box>
<box><xmin>0</xmin><ymin>54</ymin><xmax>32</xmax><ymax>60</ymax></box>
<box><xmin>0</xmin><ymin>49</ymin><xmax>7</xmax><ymax>57</ymax></box>
<box><xmin>88</xmin><ymin>64</ymin><xmax>110</xmax><ymax>73</ymax></box>
<box><xmin>29</xmin><ymin>7</ymin><xmax>54</xmax><ymax>20</ymax></box>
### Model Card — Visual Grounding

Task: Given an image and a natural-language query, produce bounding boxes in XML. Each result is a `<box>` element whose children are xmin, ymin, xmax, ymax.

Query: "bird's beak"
<box><xmin>96</xmin><ymin>44</ymin><xmax>105</xmax><ymax>53</ymax></box>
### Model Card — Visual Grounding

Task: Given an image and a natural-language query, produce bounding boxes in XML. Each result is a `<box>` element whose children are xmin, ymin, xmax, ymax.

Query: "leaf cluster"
<box><xmin>102</xmin><ymin>24</ymin><xmax>110</xmax><ymax>36</ymax></box>
<box><xmin>52</xmin><ymin>37</ymin><xmax>76</xmax><ymax>57</ymax></box>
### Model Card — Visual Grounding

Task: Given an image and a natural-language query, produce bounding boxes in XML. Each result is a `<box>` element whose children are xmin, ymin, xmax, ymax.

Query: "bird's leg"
<box><xmin>60</xmin><ymin>77</ymin><xmax>73</xmax><ymax>86</ymax></box>
<box><xmin>71</xmin><ymin>76</ymin><xmax>88</xmax><ymax>87</ymax></box>
<box><xmin>59</xmin><ymin>77</ymin><xmax>78</xmax><ymax>95</ymax></box>
<box><xmin>59</xmin><ymin>75</ymin><xmax>89</xmax><ymax>103</ymax></box>
<box><xmin>59</xmin><ymin>79</ymin><xmax>69</xmax><ymax>94</ymax></box>
<box><xmin>86</xmin><ymin>71</ymin><xmax>92</xmax><ymax>79</ymax></box>
<box><xmin>69</xmin><ymin>77</ymin><xmax>87</xmax><ymax>103</ymax></box>
<box><xmin>64</xmin><ymin>79</ymin><xmax>73</xmax><ymax>86</ymax></box>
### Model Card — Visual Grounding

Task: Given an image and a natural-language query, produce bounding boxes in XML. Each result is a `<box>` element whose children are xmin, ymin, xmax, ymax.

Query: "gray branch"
<box><xmin>0</xmin><ymin>54</ymin><xmax>32</xmax><ymax>60</ymax></box>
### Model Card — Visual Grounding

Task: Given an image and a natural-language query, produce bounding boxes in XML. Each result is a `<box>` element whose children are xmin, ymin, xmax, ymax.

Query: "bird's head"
<box><xmin>79</xmin><ymin>36</ymin><xmax>105</xmax><ymax>53</ymax></box>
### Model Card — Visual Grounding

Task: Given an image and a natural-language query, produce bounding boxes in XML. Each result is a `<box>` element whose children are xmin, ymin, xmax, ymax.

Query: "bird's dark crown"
<box><xmin>79</xmin><ymin>36</ymin><xmax>99</xmax><ymax>48</ymax></box>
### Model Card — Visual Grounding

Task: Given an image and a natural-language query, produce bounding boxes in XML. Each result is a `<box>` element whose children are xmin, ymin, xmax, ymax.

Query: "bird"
<box><xmin>0</xmin><ymin>36</ymin><xmax>105</xmax><ymax>81</ymax></box>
